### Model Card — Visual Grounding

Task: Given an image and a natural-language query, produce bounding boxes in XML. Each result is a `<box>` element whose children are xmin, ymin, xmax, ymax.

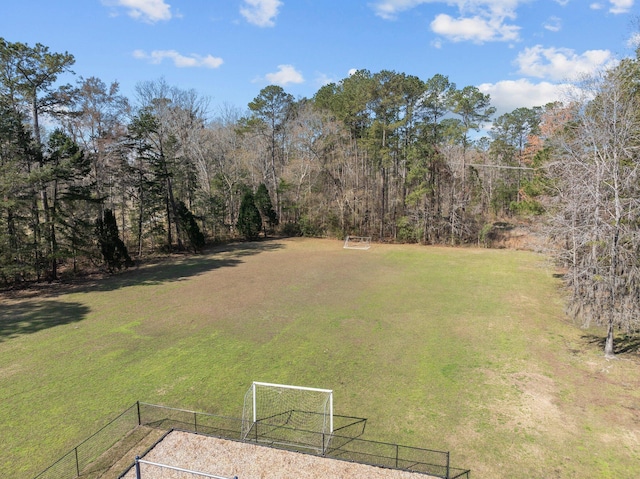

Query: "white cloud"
<box><xmin>515</xmin><ymin>45</ymin><xmax>616</xmax><ymax>81</ymax></box>
<box><xmin>590</xmin><ymin>2</ymin><xmax>604</xmax><ymax>9</ymax></box>
<box><xmin>627</xmin><ymin>32</ymin><xmax>640</xmax><ymax>49</ymax></box>
<box><xmin>240</xmin><ymin>0</ymin><xmax>282</xmax><ymax>27</ymax></box>
<box><xmin>609</xmin><ymin>0</ymin><xmax>634</xmax><ymax>14</ymax></box>
<box><xmin>554</xmin><ymin>0</ymin><xmax>570</xmax><ymax>5</ymax></box>
<box><xmin>265</xmin><ymin>65</ymin><xmax>304</xmax><ymax>86</ymax></box>
<box><xmin>102</xmin><ymin>0</ymin><xmax>173</xmax><ymax>23</ymax></box>
<box><xmin>478</xmin><ymin>78</ymin><xmax>568</xmax><ymax>114</ymax></box>
<box><xmin>370</xmin><ymin>1</ymin><xmax>527</xmax><ymax>20</ymax></box>
<box><xmin>431</xmin><ymin>13</ymin><xmax>520</xmax><ymax>43</ymax></box>
<box><xmin>370</xmin><ymin>0</ymin><xmax>426</xmax><ymax>20</ymax></box>
<box><xmin>133</xmin><ymin>50</ymin><xmax>223</xmax><ymax>68</ymax></box>
<box><xmin>371</xmin><ymin>0</ymin><xmax>526</xmax><ymax>43</ymax></box>
<box><xmin>314</xmin><ymin>73</ymin><xmax>335</xmax><ymax>87</ymax></box>
<box><xmin>543</xmin><ymin>16</ymin><xmax>562</xmax><ymax>32</ymax></box>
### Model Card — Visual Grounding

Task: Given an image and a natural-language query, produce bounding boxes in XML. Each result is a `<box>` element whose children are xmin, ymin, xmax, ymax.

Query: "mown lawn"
<box><xmin>1</xmin><ymin>238</ymin><xmax>638</xmax><ymax>478</ymax></box>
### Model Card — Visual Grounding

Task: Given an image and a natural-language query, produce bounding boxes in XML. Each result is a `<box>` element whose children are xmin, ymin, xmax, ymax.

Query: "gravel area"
<box><xmin>121</xmin><ymin>430</ymin><xmax>439</xmax><ymax>479</ymax></box>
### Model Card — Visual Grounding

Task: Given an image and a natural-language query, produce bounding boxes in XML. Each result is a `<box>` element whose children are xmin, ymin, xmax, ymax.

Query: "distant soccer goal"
<box><xmin>343</xmin><ymin>235</ymin><xmax>372</xmax><ymax>250</ymax></box>
<box><xmin>241</xmin><ymin>382</ymin><xmax>333</xmax><ymax>452</ymax></box>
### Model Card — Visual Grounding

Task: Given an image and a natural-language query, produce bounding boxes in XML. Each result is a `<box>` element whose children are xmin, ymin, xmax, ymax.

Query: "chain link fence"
<box><xmin>244</xmin><ymin>419</ymin><xmax>459</xmax><ymax>478</ymax></box>
<box><xmin>138</xmin><ymin>402</ymin><xmax>244</xmax><ymax>440</ymax></box>
<box><xmin>33</xmin><ymin>402</ymin><xmax>470</xmax><ymax>479</ymax></box>
<box><xmin>33</xmin><ymin>403</ymin><xmax>139</xmax><ymax>479</ymax></box>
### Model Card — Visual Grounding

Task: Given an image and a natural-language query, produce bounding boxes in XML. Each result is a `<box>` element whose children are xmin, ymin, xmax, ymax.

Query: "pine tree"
<box><xmin>254</xmin><ymin>183</ymin><xmax>278</xmax><ymax>236</ymax></box>
<box><xmin>176</xmin><ymin>200</ymin><xmax>205</xmax><ymax>252</ymax></box>
<box><xmin>0</xmin><ymin>102</ymin><xmax>34</xmax><ymax>283</ymax></box>
<box><xmin>237</xmin><ymin>190</ymin><xmax>262</xmax><ymax>241</ymax></box>
<box><xmin>95</xmin><ymin>209</ymin><xmax>133</xmax><ymax>272</ymax></box>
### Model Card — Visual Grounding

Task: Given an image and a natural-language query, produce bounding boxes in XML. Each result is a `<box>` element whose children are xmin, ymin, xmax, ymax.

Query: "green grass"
<box><xmin>1</xmin><ymin>238</ymin><xmax>639</xmax><ymax>478</ymax></box>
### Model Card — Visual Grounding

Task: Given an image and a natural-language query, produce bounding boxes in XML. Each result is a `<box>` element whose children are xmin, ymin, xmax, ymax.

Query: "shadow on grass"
<box><xmin>82</xmin><ymin>239</ymin><xmax>285</xmax><ymax>293</ymax></box>
<box><xmin>581</xmin><ymin>333</ymin><xmax>640</xmax><ymax>355</ymax></box>
<box><xmin>0</xmin><ymin>300</ymin><xmax>89</xmax><ymax>342</ymax></box>
<box><xmin>0</xmin><ymin>241</ymin><xmax>284</xmax><ymax>340</ymax></box>
<box><xmin>4</xmin><ymin>239</ymin><xmax>286</xmax><ymax>298</ymax></box>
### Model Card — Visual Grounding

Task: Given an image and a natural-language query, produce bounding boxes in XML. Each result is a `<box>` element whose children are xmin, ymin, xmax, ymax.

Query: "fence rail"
<box><xmin>138</xmin><ymin>402</ymin><xmax>245</xmax><ymax>441</ymax></box>
<box><xmin>134</xmin><ymin>457</ymin><xmax>237</xmax><ymax>479</ymax></box>
<box><xmin>33</xmin><ymin>402</ymin><xmax>470</xmax><ymax>479</ymax></box>
<box><xmin>247</xmin><ymin>420</ymin><xmax>454</xmax><ymax>478</ymax></box>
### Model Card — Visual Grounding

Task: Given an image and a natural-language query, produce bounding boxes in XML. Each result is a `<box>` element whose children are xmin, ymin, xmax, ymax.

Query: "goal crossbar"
<box><xmin>250</xmin><ymin>382</ymin><xmax>333</xmax><ymax>432</ymax></box>
<box><xmin>251</xmin><ymin>381</ymin><xmax>333</xmax><ymax>394</ymax></box>
<box><xmin>242</xmin><ymin>382</ymin><xmax>334</xmax><ymax>450</ymax></box>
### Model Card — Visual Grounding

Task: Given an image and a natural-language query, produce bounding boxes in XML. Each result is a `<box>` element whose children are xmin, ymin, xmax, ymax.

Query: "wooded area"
<box><xmin>1</xmin><ymin>38</ymin><xmax>639</xmax><ymax>354</ymax></box>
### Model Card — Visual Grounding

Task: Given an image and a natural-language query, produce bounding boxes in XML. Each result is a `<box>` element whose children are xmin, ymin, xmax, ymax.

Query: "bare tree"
<box><xmin>132</xmin><ymin>78</ymin><xmax>209</xmax><ymax>250</ymax></box>
<box><xmin>62</xmin><ymin>77</ymin><xmax>130</xmax><ymax>217</ymax></box>
<box><xmin>548</xmin><ymin>61</ymin><xmax>640</xmax><ymax>357</ymax></box>
<box><xmin>195</xmin><ymin>104</ymin><xmax>249</xmax><ymax>236</ymax></box>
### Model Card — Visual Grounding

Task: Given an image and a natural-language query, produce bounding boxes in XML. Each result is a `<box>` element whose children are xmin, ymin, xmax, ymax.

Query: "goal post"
<box><xmin>241</xmin><ymin>382</ymin><xmax>333</xmax><ymax>450</ymax></box>
<box><xmin>343</xmin><ymin>236</ymin><xmax>372</xmax><ymax>250</ymax></box>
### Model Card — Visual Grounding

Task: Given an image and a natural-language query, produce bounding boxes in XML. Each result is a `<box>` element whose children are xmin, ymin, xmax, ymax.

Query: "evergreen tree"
<box><xmin>125</xmin><ymin>110</ymin><xmax>167</xmax><ymax>256</ymax></box>
<box><xmin>236</xmin><ymin>190</ymin><xmax>262</xmax><ymax>240</ymax></box>
<box><xmin>0</xmin><ymin>102</ymin><xmax>34</xmax><ymax>283</ymax></box>
<box><xmin>95</xmin><ymin>209</ymin><xmax>133</xmax><ymax>272</ymax></box>
<box><xmin>246</xmin><ymin>85</ymin><xmax>295</xmax><ymax>218</ymax></box>
<box><xmin>254</xmin><ymin>183</ymin><xmax>278</xmax><ymax>236</ymax></box>
<box><xmin>176</xmin><ymin>200</ymin><xmax>205</xmax><ymax>252</ymax></box>
<box><xmin>45</xmin><ymin>129</ymin><xmax>96</xmax><ymax>278</ymax></box>
<box><xmin>0</xmin><ymin>38</ymin><xmax>76</xmax><ymax>280</ymax></box>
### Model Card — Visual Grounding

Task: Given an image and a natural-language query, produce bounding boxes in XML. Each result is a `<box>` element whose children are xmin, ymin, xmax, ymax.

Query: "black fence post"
<box><xmin>135</xmin><ymin>456</ymin><xmax>141</xmax><ymax>479</ymax></box>
<box><xmin>75</xmin><ymin>447</ymin><xmax>80</xmax><ymax>476</ymax></box>
<box><xmin>194</xmin><ymin>411</ymin><xmax>198</xmax><ymax>433</ymax></box>
<box><xmin>395</xmin><ymin>444</ymin><xmax>399</xmax><ymax>469</ymax></box>
<box><xmin>137</xmin><ymin>401</ymin><xmax>141</xmax><ymax>426</ymax></box>
<box><xmin>446</xmin><ymin>451</ymin><xmax>450</xmax><ymax>479</ymax></box>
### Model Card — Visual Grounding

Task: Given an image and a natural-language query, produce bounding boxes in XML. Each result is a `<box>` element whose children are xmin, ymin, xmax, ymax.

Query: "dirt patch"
<box><xmin>506</xmin><ymin>371</ymin><xmax>574</xmax><ymax>436</ymax></box>
<box><xmin>483</xmin><ymin>223</ymin><xmax>547</xmax><ymax>252</ymax></box>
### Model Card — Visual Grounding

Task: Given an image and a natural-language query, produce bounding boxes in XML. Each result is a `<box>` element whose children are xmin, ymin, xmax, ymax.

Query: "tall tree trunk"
<box><xmin>137</xmin><ymin>171</ymin><xmax>144</xmax><ymax>258</ymax></box>
<box><xmin>32</xmin><ymin>97</ymin><xmax>56</xmax><ymax>279</ymax></box>
<box><xmin>31</xmin><ymin>188</ymin><xmax>42</xmax><ymax>280</ymax></box>
<box><xmin>604</xmin><ymin>319</ymin><xmax>615</xmax><ymax>358</ymax></box>
<box><xmin>164</xmin><ymin>177</ymin><xmax>173</xmax><ymax>249</ymax></box>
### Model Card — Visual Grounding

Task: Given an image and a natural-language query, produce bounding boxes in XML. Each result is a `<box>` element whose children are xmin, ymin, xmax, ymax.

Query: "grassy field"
<box><xmin>1</xmin><ymin>238</ymin><xmax>638</xmax><ymax>478</ymax></box>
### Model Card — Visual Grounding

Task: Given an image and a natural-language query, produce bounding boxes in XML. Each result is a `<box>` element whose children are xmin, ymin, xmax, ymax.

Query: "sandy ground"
<box><xmin>121</xmin><ymin>430</ymin><xmax>440</xmax><ymax>479</ymax></box>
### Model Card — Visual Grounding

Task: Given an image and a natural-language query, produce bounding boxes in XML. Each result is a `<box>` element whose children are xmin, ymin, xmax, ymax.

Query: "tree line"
<box><xmin>1</xmin><ymin>38</ymin><xmax>639</xmax><ymax>355</ymax></box>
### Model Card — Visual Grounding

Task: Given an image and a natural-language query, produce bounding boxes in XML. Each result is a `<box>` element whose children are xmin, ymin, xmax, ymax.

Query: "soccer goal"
<box><xmin>241</xmin><ymin>382</ymin><xmax>333</xmax><ymax>452</ymax></box>
<box><xmin>343</xmin><ymin>235</ymin><xmax>372</xmax><ymax>250</ymax></box>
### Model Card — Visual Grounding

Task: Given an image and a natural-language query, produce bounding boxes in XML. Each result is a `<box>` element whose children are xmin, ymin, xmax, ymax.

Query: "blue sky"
<box><xmin>1</xmin><ymin>1</ymin><xmax>638</xmax><ymax>116</ymax></box>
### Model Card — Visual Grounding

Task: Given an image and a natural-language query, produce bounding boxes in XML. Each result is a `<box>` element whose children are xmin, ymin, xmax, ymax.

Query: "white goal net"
<box><xmin>241</xmin><ymin>382</ymin><xmax>333</xmax><ymax>452</ymax></box>
<box><xmin>343</xmin><ymin>236</ymin><xmax>372</xmax><ymax>250</ymax></box>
